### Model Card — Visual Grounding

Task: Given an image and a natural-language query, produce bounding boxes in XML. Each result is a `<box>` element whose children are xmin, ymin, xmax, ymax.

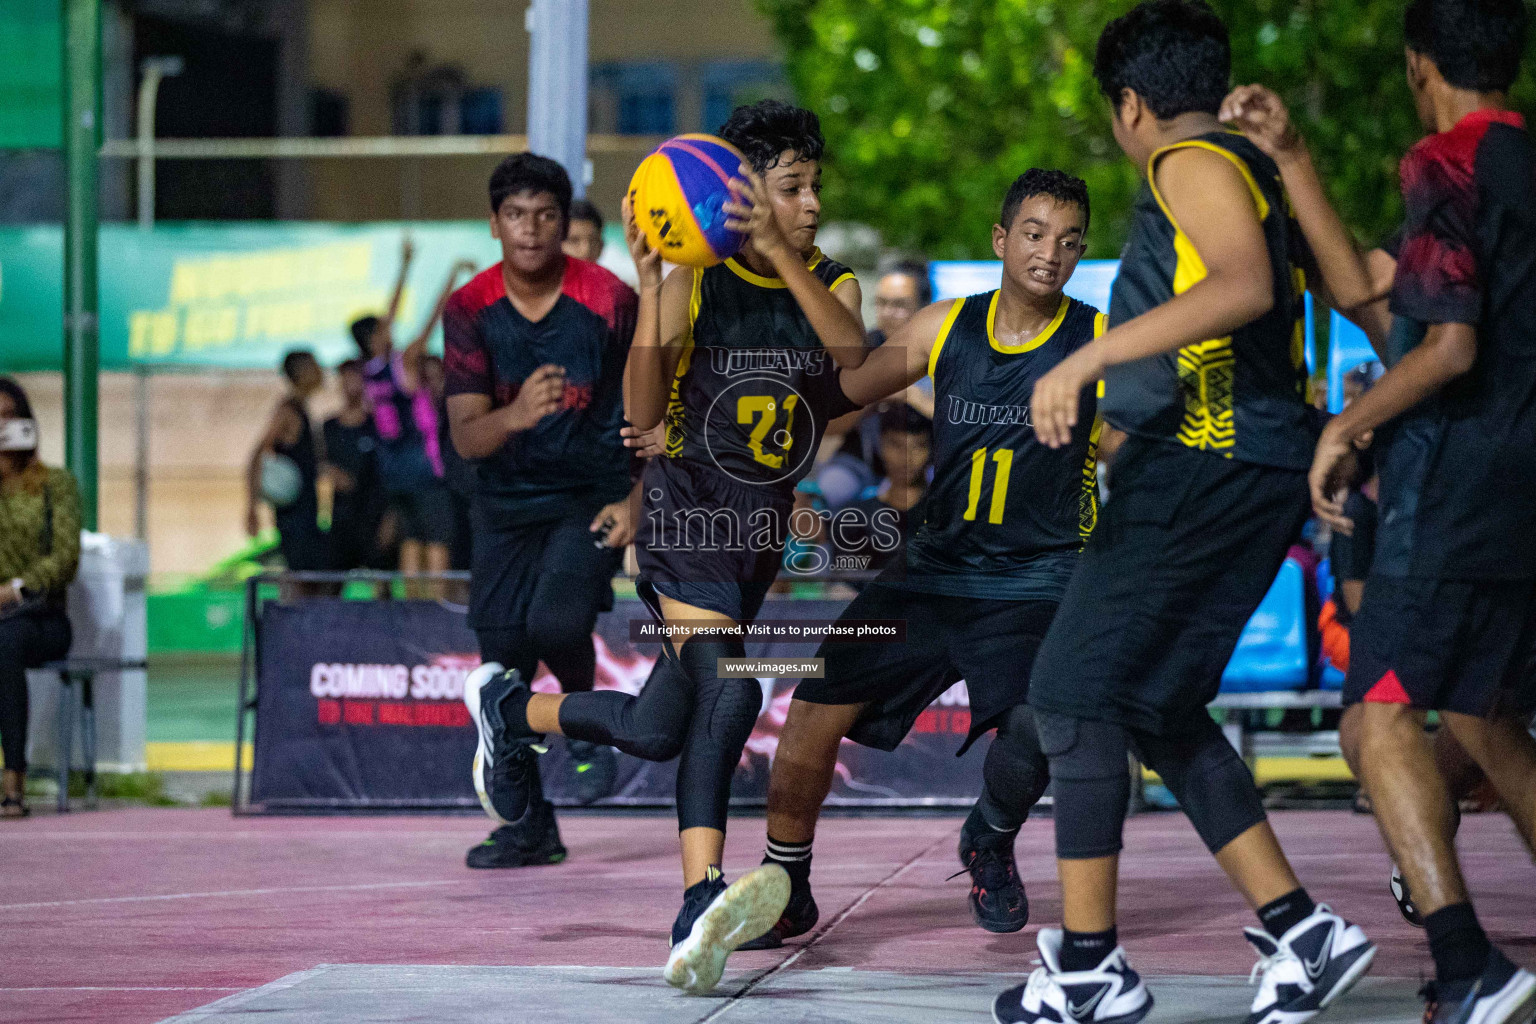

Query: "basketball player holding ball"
<box><xmin>462</xmin><ymin>101</ymin><xmax>869</xmax><ymax>993</ymax></box>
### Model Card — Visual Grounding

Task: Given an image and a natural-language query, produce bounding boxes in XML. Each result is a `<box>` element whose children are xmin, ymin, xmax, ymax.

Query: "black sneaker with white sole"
<box><xmin>665</xmin><ymin>865</ymin><xmax>791</xmax><ymax>995</ymax></box>
<box><xmin>463</xmin><ymin>662</ymin><xmax>542</xmax><ymax>826</ymax></box>
<box><xmin>1390</xmin><ymin>865</ymin><xmax>1425</xmax><ymax>928</ymax></box>
<box><xmin>565</xmin><ymin>738</ymin><xmax>619</xmax><ymax>805</ymax></box>
<box><xmin>465</xmin><ymin>799</ymin><xmax>566</xmax><ymax>868</ymax></box>
<box><xmin>993</xmin><ymin>927</ymin><xmax>1153</xmax><ymax>1024</ymax></box>
<box><xmin>956</xmin><ymin>807</ymin><xmax>1028</xmax><ymax>933</ymax></box>
<box><xmin>1243</xmin><ymin>904</ymin><xmax>1375</xmax><ymax>1024</ymax></box>
<box><xmin>1422</xmin><ymin>949</ymin><xmax>1536</xmax><ymax>1024</ymax></box>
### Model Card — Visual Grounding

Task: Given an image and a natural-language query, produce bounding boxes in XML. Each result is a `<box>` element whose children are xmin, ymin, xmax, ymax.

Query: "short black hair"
<box><xmin>337</xmin><ymin>357</ymin><xmax>365</xmax><ymax>376</ymax></box>
<box><xmin>1405</xmin><ymin>0</ymin><xmax>1527</xmax><ymax>92</ymax></box>
<box><xmin>569</xmin><ymin>198</ymin><xmax>604</xmax><ymax>231</ymax></box>
<box><xmin>718</xmin><ymin>100</ymin><xmax>825</xmax><ymax>174</ymax></box>
<box><xmin>0</xmin><ymin>376</ymin><xmax>33</xmax><ymax>420</ymax></box>
<box><xmin>1094</xmin><ymin>0</ymin><xmax>1231</xmax><ymax>119</ymax></box>
<box><xmin>350</xmin><ymin>315</ymin><xmax>380</xmax><ymax>356</ymax></box>
<box><xmin>488</xmin><ymin>152</ymin><xmax>573</xmax><ymax>219</ymax></box>
<box><xmin>881</xmin><ymin>259</ymin><xmax>933</xmax><ymax>305</ymax></box>
<box><xmin>1000</xmin><ymin>169</ymin><xmax>1091</xmax><ymax>235</ymax></box>
<box><xmin>281</xmin><ymin>349</ymin><xmax>316</xmax><ymax>383</ymax></box>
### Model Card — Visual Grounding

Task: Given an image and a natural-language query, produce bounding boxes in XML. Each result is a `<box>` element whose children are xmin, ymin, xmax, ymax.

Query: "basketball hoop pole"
<box><xmin>62</xmin><ymin>0</ymin><xmax>101</xmax><ymax>530</ymax></box>
<box><xmin>525</xmin><ymin>0</ymin><xmax>590</xmax><ymax>198</ymax></box>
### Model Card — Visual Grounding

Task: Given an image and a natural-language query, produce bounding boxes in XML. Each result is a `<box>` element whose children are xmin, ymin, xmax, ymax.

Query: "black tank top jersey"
<box><xmin>274</xmin><ymin>396</ymin><xmax>319</xmax><ymax>520</ymax></box>
<box><xmin>901</xmin><ymin>291</ymin><xmax>1106</xmax><ymax>601</ymax></box>
<box><xmin>663</xmin><ymin>249</ymin><xmax>860</xmax><ymax>496</ymax></box>
<box><xmin>1103</xmin><ymin>131</ymin><xmax>1316</xmax><ymax>470</ymax></box>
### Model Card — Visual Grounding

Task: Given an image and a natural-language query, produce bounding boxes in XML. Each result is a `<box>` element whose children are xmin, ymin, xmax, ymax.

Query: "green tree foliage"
<box><xmin>757</xmin><ymin>0</ymin><xmax>1534</xmax><ymax>259</ymax></box>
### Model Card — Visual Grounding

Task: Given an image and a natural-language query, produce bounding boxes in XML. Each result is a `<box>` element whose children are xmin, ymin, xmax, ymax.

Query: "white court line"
<box><xmin>0</xmin><ymin>879</ymin><xmax>465</xmax><ymax>911</ymax></box>
<box><xmin>695</xmin><ymin>829</ymin><xmax>957</xmax><ymax>1024</ymax></box>
<box><xmin>154</xmin><ymin>967</ymin><xmax>336</xmax><ymax>1024</ymax></box>
<box><xmin>2</xmin><ymin>987</ymin><xmax>243</xmax><ymax>992</ymax></box>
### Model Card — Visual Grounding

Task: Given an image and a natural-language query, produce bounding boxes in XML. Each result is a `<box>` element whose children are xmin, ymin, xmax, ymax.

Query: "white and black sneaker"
<box><xmin>993</xmin><ymin>928</ymin><xmax>1153</xmax><ymax>1024</ymax></box>
<box><xmin>1243</xmin><ymin>905</ymin><xmax>1375</xmax><ymax>1024</ymax></box>
<box><xmin>463</xmin><ymin>662</ymin><xmax>543</xmax><ymax>826</ymax></box>
<box><xmin>1390</xmin><ymin>865</ymin><xmax>1425</xmax><ymax>928</ymax></box>
<box><xmin>664</xmin><ymin>864</ymin><xmax>790</xmax><ymax>995</ymax></box>
<box><xmin>1423</xmin><ymin>949</ymin><xmax>1536</xmax><ymax>1024</ymax></box>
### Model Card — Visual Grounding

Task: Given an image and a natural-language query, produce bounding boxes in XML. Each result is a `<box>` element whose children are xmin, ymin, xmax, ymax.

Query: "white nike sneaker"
<box><xmin>1244</xmin><ymin>905</ymin><xmax>1376</xmax><ymax>1024</ymax></box>
<box><xmin>993</xmin><ymin>928</ymin><xmax>1153</xmax><ymax>1024</ymax></box>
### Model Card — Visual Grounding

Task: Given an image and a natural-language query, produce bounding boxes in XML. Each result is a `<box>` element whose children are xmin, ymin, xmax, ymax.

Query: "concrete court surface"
<box><xmin>3</xmin><ymin>808</ymin><xmax>1531</xmax><ymax>1024</ymax></box>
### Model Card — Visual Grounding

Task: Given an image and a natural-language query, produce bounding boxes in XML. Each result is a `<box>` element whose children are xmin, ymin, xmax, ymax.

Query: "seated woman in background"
<box><xmin>0</xmin><ymin>377</ymin><xmax>82</xmax><ymax>818</ymax></box>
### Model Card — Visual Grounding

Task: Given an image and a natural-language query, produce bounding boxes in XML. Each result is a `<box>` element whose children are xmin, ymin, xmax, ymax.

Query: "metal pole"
<box><xmin>62</xmin><ymin>0</ymin><xmax>102</xmax><ymax>531</ymax></box>
<box><xmin>132</xmin><ymin>58</ymin><xmax>178</xmax><ymax>542</ymax></box>
<box><xmin>525</xmin><ymin>0</ymin><xmax>590</xmax><ymax>197</ymax></box>
<box><xmin>136</xmin><ymin>57</ymin><xmax>181</xmax><ymax>230</ymax></box>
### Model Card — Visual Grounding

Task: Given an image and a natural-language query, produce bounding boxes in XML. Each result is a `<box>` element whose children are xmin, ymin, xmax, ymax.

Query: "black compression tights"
<box><xmin>555</xmin><ymin>636</ymin><xmax>761</xmax><ymax>831</ymax></box>
<box><xmin>976</xmin><ymin>704</ymin><xmax>1051</xmax><ymax>832</ymax></box>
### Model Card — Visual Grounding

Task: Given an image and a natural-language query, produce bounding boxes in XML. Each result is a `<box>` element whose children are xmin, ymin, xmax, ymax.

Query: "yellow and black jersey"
<box><xmin>900</xmin><ymin>290</ymin><xmax>1105</xmax><ymax>601</ymax></box>
<box><xmin>663</xmin><ymin>248</ymin><xmax>859</xmax><ymax>494</ymax></box>
<box><xmin>1103</xmin><ymin>130</ymin><xmax>1316</xmax><ymax>470</ymax></box>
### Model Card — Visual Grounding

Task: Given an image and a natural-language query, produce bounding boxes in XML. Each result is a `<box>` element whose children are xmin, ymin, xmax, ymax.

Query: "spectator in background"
<box><xmin>246</xmin><ymin>350</ymin><xmax>328</xmax><ymax>578</ymax></box>
<box><xmin>1318</xmin><ymin>362</ymin><xmax>1384</xmax><ymax>677</ymax></box>
<box><xmin>816</xmin><ymin>258</ymin><xmax>934</xmax><ymax>510</ymax></box>
<box><xmin>420</xmin><ymin>354</ymin><xmax>473</xmax><ymax>577</ymax></box>
<box><xmin>0</xmin><ymin>376</ymin><xmax>81</xmax><ymax>818</ymax></box>
<box><xmin>351</xmin><ymin>238</ymin><xmax>475</xmax><ymax>591</ymax></box>
<box><xmin>322</xmin><ymin>359</ymin><xmax>389</xmax><ymax>574</ymax></box>
<box><xmin>563</xmin><ymin>199</ymin><xmax>605</xmax><ymax>264</ymax></box>
<box><xmin>832</xmin><ymin>402</ymin><xmax>933</xmax><ymax>582</ymax></box>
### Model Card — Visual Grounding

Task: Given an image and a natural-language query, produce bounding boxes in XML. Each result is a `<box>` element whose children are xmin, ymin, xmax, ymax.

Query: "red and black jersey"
<box><xmin>1374</xmin><ymin>108</ymin><xmax>1536</xmax><ymax>580</ymax></box>
<box><xmin>443</xmin><ymin>257</ymin><xmax>637</xmax><ymax>523</ymax></box>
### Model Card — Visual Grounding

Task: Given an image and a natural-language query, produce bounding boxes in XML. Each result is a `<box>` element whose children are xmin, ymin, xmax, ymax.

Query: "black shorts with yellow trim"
<box><xmin>1342</xmin><ymin>574</ymin><xmax>1536</xmax><ymax>717</ymax></box>
<box><xmin>1027</xmin><ymin>435</ymin><xmax>1310</xmax><ymax>736</ymax></box>
<box><xmin>633</xmin><ymin>456</ymin><xmax>791</xmax><ymax>624</ymax></box>
<box><xmin>792</xmin><ymin>571</ymin><xmax>1058</xmax><ymax>755</ymax></box>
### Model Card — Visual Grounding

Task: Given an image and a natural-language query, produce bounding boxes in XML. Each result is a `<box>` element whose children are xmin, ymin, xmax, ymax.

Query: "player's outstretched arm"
<box><xmin>1222</xmin><ymin>84</ymin><xmax>1394</xmax><ymax>350</ymax></box>
<box><xmin>381</xmin><ymin>235</ymin><xmax>414</xmax><ymax>335</ymax></box>
<box><xmin>401</xmin><ymin>259</ymin><xmax>475</xmax><ymax>391</ymax></box>
<box><xmin>838</xmin><ymin>300</ymin><xmax>950</xmax><ymax>407</ymax></box>
<box><xmin>1031</xmin><ymin>147</ymin><xmax>1280</xmax><ymax>447</ymax></box>
<box><xmin>723</xmin><ymin>168</ymin><xmax>869</xmax><ymax>368</ymax></box>
<box><xmin>622</xmin><ymin>197</ymin><xmax>690</xmax><ymax>432</ymax></box>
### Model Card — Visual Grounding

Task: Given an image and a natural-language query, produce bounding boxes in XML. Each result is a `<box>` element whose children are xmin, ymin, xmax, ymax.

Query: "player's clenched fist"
<box><xmin>1220</xmin><ymin>84</ymin><xmax>1302</xmax><ymax>164</ymax></box>
<box><xmin>506</xmin><ymin>363</ymin><xmax>567</xmax><ymax>432</ymax></box>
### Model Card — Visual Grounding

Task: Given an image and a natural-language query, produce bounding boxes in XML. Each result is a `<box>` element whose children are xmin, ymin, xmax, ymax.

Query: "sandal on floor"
<box><xmin>0</xmin><ymin>796</ymin><xmax>29</xmax><ymax>818</ymax></box>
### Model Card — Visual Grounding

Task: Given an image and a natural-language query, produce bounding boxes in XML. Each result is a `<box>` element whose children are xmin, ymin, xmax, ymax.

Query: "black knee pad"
<box><xmin>674</xmin><ymin>637</ymin><xmax>762</xmax><ymax>832</ymax></box>
<box><xmin>557</xmin><ymin>649</ymin><xmax>692</xmax><ymax>762</ymax></box>
<box><xmin>1140</xmin><ymin>717</ymin><xmax>1266</xmax><ymax>855</ymax></box>
<box><xmin>978</xmin><ymin>705</ymin><xmax>1051</xmax><ymax>831</ymax></box>
<box><xmin>1037</xmin><ymin>712</ymin><xmax>1130</xmax><ymax>860</ymax></box>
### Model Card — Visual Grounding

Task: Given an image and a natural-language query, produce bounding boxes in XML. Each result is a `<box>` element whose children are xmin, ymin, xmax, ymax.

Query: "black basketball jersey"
<box><xmin>1103</xmin><ymin>130</ymin><xmax>1316</xmax><ymax>470</ymax></box>
<box><xmin>663</xmin><ymin>249</ymin><xmax>860</xmax><ymax>495</ymax></box>
<box><xmin>901</xmin><ymin>290</ymin><xmax>1105</xmax><ymax>600</ymax></box>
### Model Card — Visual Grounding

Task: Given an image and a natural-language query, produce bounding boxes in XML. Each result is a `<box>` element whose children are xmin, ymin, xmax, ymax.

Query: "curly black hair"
<box><xmin>718</xmin><ymin>99</ymin><xmax>825</xmax><ymax>174</ymax></box>
<box><xmin>1000</xmin><ymin>169</ymin><xmax>1091</xmax><ymax>234</ymax></box>
<box><xmin>1406</xmin><ymin>0</ymin><xmax>1527</xmax><ymax>93</ymax></box>
<box><xmin>1094</xmin><ymin>0</ymin><xmax>1231</xmax><ymax>120</ymax></box>
<box><xmin>488</xmin><ymin>152</ymin><xmax>573</xmax><ymax>218</ymax></box>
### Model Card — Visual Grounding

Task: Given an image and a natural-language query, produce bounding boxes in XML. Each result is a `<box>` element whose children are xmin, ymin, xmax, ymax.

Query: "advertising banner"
<box><xmin>249</xmin><ymin>596</ymin><xmax>988</xmax><ymax>812</ymax></box>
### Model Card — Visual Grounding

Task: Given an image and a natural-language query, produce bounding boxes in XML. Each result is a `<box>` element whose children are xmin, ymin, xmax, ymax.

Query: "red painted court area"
<box><xmin>4</xmin><ymin>808</ymin><xmax>1532</xmax><ymax>1024</ymax></box>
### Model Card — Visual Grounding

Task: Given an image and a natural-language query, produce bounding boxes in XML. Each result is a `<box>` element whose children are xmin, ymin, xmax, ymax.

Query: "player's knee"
<box><xmin>1037</xmin><ymin>712</ymin><xmax>1130</xmax><ymax>859</ymax></box>
<box><xmin>1148</xmin><ymin>718</ymin><xmax>1265</xmax><ymax>854</ymax></box>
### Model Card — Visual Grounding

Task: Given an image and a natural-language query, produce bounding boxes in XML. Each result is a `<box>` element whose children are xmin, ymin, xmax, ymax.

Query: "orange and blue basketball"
<box><xmin>627</xmin><ymin>134</ymin><xmax>747</xmax><ymax>268</ymax></box>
